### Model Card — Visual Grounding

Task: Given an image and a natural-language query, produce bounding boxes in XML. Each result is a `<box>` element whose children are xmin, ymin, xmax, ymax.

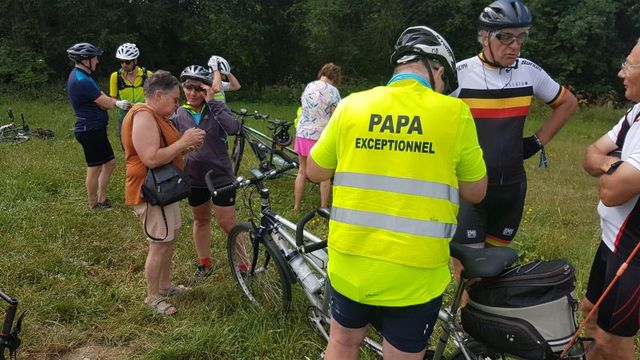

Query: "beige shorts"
<box><xmin>133</xmin><ymin>202</ymin><xmax>181</xmax><ymax>242</ymax></box>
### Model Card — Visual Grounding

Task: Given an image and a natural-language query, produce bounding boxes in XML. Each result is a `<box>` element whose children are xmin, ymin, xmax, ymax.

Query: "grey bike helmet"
<box><xmin>390</xmin><ymin>26</ymin><xmax>458</xmax><ymax>92</ymax></box>
<box><xmin>67</xmin><ymin>42</ymin><xmax>103</xmax><ymax>61</ymax></box>
<box><xmin>116</xmin><ymin>43</ymin><xmax>140</xmax><ymax>60</ymax></box>
<box><xmin>478</xmin><ymin>0</ymin><xmax>532</xmax><ymax>31</ymax></box>
<box><xmin>180</xmin><ymin>65</ymin><xmax>213</xmax><ymax>86</ymax></box>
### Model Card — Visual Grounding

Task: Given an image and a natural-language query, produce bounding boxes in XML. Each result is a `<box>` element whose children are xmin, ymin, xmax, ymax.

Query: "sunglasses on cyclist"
<box><xmin>493</xmin><ymin>31</ymin><xmax>529</xmax><ymax>46</ymax></box>
<box><xmin>120</xmin><ymin>60</ymin><xmax>134</xmax><ymax>65</ymax></box>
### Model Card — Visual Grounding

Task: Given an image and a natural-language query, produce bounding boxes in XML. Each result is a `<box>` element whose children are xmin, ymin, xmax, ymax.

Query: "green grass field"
<box><xmin>0</xmin><ymin>97</ymin><xmax>638</xmax><ymax>359</ymax></box>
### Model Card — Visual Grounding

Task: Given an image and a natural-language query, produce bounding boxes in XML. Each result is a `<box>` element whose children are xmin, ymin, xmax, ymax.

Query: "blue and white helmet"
<box><xmin>478</xmin><ymin>0</ymin><xmax>532</xmax><ymax>31</ymax></box>
<box><xmin>67</xmin><ymin>42</ymin><xmax>103</xmax><ymax>61</ymax></box>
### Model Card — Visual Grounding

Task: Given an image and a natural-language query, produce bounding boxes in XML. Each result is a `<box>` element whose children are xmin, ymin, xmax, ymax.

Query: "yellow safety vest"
<box><xmin>322</xmin><ymin>79</ymin><xmax>478</xmax><ymax>269</ymax></box>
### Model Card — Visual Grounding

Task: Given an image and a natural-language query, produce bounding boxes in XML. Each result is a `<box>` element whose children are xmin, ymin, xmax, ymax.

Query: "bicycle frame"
<box><xmin>0</xmin><ymin>110</ymin><xmax>31</xmax><ymax>144</ymax></box>
<box><xmin>237</xmin><ymin>168</ymin><xmax>328</xmax><ymax>311</ymax></box>
<box><xmin>244</xmin><ymin>126</ymin><xmax>296</xmax><ymax>159</ymax></box>
<box><xmin>0</xmin><ymin>290</ymin><xmax>24</xmax><ymax>360</ymax></box>
<box><xmin>0</xmin><ymin>124</ymin><xmax>14</xmax><ymax>137</ymax></box>
<box><xmin>230</xmin><ymin>108</ymin><xmax>297</xmax><ymax>176</ymax></box>
<box><xmin>5</xmin><ymin>110</ymin><xmax>28</xmax><ymax>133</ymax></box>
<box><xmin>294</xmin><ymin>209</ymin><xmax>563</xmax><ymax>360</ymax></box>
<box><xmin>215</xmin><ymin>168</ymin><xmax>542</xmax><ymax>359</ymax></box>
<box><xmin>432</xmin><ymin>278</ymin><xmax>480</xmax><ymax>360</ymax></box>
<box><xmin>0</xmin><ymin>125</ymin><xmax>30</xmax><ymax>144</ymax></box>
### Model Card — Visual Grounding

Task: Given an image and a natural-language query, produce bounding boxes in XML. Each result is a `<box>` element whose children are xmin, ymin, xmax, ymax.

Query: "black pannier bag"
<box><xmin>461</xmin><ymin>260</ymin><xmax>578</xmax><ymax>359</ymax></box>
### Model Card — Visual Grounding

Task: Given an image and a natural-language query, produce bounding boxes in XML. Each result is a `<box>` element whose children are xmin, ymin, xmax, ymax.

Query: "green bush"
<box><xmin>0</xmin><ymin>41</ymin><xmax>50</xmax><ymax>87</ymax></box>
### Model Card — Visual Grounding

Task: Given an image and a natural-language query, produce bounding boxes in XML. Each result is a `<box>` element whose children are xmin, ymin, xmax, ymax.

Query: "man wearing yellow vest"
<box><xmin>308</xmin><ymin>26</ymin><xmax>487</xmax><ymax>360</ymax></box>
<box><xmin>110</xmin><ymin>43</ymin><xmax>152</xmax><ymax>147</ymax></box>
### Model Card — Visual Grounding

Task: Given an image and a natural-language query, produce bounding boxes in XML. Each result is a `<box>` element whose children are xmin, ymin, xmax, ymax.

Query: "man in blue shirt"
<box><xmin>66</xmin><ymin>42</ymin><xmax>131</xmax><ymax>210</ymax></box>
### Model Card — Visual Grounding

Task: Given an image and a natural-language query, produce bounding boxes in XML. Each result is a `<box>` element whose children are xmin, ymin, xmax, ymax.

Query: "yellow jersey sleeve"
<box><xmin>455</xmin><ymin>104</ymin><xmax>486</xmax><ymax>182</ymax></box>
<box><xmin>109</xmin><ymin>72</ymin><xmax>118</xmax><ymax>98</ymax></box>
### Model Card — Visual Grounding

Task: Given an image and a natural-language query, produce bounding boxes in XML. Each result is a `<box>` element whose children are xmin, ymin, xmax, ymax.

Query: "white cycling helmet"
<box><xmin>116</xmin><ymin>43</ymin><xmax>140</xmax><ymax>60</ymax></box>
<box><xmin>208</xmin><ymin>55</ymin><xmax>231</xmax><ymax>75</ymax></box>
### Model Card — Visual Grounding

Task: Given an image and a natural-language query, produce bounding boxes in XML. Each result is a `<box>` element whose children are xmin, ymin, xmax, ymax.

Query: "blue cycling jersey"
<box><xmin>67</xmin><ymin>68</ymin><xmax>108</xmax><ymax>133</ymax></box>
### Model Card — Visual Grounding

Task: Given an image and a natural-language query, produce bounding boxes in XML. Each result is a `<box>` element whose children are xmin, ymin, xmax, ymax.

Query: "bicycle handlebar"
<box><xmin>266</xmin><ymin>118</ymin><xmax>292</xmax><ymax>128</ymax></box>
<box><xmin>0</xmin><ymin>291</ymin><xmax>17</xmax><ymax>306</ymax></box>
<box><xmin>231</xmin><ymin>108</ymin><xmax>269</xmax><ymax>120</ymax></box>
<box><xmin>205</xmin><ymin>161</ymin><xmax>298</xmax><ymax>197</ymax></box>
<box><xmin>295</xmin><ymin>208</ymin><xmax>330</xmax><ymax>252</ymax></box>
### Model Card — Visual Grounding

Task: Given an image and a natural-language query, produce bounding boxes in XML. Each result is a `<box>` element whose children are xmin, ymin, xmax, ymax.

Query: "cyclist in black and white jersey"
<box><xmin>580</xmin><ymin>39</ymin><xmax>640</xmax><ymax>360</ymax></box>
<box><xmin>450</xmin><ymin>0</ymin><xmax>577</xmax><ymax>259</ymax></box>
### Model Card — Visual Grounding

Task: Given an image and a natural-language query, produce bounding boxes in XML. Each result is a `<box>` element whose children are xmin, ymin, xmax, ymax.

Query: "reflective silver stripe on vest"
<box><xmin>331</xmin><ymin>206</ymin><xmax>457</xmax><ymax>238</ymax></box>
<box><xmin>334</xmin><ymin>172</ymin><xmax>459</xmax><ymax>204</ymax></box>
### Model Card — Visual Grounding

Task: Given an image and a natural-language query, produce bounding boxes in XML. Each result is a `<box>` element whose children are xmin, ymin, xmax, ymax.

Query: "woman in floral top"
<box><xmin>294</xmin><ymin>63</ymin><xmax>342</xmax><ymax>211</ymax></box>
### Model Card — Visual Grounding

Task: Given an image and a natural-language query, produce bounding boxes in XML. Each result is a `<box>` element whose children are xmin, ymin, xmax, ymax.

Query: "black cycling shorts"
<box><xmin>453</xmin><ymin>181</ymin><xmax>526</xmax><ymax>246</ymax></box>
<box><xmin>74</xmin><ymin>128</ymin><xmax>115</xmax><ymax>167</ymax></box>
<box><xmin>188</xmin><ymin>186</ymin><xmax>236</xmax><ymax>207</ymax></box>
<box><xmin>585</xmin><ymin>241</ymin><xmax>640</xmax><ymax>337</ymax></box>
<box><xmin>330</xmin><ymin>286</ymin><xmax>442</xmax><ymax>353</ymax></box>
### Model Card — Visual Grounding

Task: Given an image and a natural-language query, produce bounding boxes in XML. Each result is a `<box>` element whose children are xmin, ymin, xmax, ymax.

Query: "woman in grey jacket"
<box><xmin>172</xmin><ymin>65</ymin><xmax>240</xmax><ymax>278</ymax></box>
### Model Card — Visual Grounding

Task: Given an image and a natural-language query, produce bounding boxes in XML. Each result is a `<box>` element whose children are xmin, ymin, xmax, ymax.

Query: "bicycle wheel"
<box><xmin>31</xmin><ymin>128</ymin><xmax>55</xmax><ymax>139</ymax></box>
<box><xmin>227</xmin><ymin>222</ymin><xmax>292</xmax><ymax>312</ymax></box>
<box><xmin>231</xmin><ymin>135</ymin><xmax>245</xmax><ymax>176</ymax></box>
<box><xmin>0</xmin><ymin>132</ymin><xmax>30</xmax><ymax>144</ymax></box>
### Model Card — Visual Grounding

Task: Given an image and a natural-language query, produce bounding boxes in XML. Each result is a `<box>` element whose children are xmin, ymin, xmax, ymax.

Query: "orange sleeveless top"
<box><xmin>122</xmin><ymin>103</ymin><xmax>184</xmax><ymax>205</ymax></box>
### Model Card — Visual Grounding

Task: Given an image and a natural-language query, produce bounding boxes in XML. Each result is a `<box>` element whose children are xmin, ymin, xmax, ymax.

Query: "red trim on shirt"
<box><xmin>470</xmin><ymin>106</ymin><xmax>530</xmax><ymax>119</ymax></box>
<box><xmin>613</xmin><ymin>213</ymin><xmax>632</xmax><ymax>251</ymax></box>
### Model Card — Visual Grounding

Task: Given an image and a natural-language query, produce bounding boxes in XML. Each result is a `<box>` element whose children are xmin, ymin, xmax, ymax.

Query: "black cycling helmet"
<box><xmin>67</xmin><ymin>42</ymin><xmax>103</xmax><ymax>62</ymax></box>
<box><xmin>390</xmin><ymin>26</ymin><xmax>458</xmax><ymax>92</ymax></box>
<box><xmin>478</xmin><ymin>0</ymin><xmax>532</xmax><ymax>31</ymax></box>
<box><xmin>180</xmin><ymin>65</ymin><xmax>213</xmax><ymax>86</ymax></box>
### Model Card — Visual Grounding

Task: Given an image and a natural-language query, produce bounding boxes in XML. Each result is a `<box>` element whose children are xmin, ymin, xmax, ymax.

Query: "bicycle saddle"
<box><xmin>449</xmin><ymin>242</ymin><xmax>518</xmax><ymax>279</ymax></box>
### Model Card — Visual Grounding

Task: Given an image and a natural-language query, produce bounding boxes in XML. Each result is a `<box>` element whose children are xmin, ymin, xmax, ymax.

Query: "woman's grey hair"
<box><xmin>143</xmin><ymin>70</ymin><xmax>180</xmax><ymax>97</ymax></box>
<box><xmin>477</xmin><ymin>30</ymin><xmax>486</xmax><ymax>46</ymax></box>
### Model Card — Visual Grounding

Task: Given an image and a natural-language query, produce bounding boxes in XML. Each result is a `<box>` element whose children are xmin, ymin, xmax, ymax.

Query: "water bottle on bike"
<box><xmin>274</xmin><ymin>232</ymin><xmax>323</xmax><ymax>294</ymax></box>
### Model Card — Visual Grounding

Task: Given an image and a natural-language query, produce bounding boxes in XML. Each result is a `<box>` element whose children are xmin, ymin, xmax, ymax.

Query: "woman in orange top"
<box><xmin>121</xmin><ymin>70</ymin><xmax>205</xmax><ymax>315</ymax></box>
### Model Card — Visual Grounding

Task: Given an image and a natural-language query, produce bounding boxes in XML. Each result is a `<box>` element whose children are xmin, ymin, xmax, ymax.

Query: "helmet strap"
<box><xmin>422</xmin><ymin>59</ymin><xmax>436</xmax><ymax>92</ymax></box>
<box><xmin>77</xmin><ymin>59</ymin><xmax>94</xmax><ymax>74</ymax></box>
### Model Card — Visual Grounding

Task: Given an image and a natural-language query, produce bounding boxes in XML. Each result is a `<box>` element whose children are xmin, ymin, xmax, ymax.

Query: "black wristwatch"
<box><xmin>606</xmin><ymin>160</ymin><xmax>624</xmax><ymax>175</ymax></box>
